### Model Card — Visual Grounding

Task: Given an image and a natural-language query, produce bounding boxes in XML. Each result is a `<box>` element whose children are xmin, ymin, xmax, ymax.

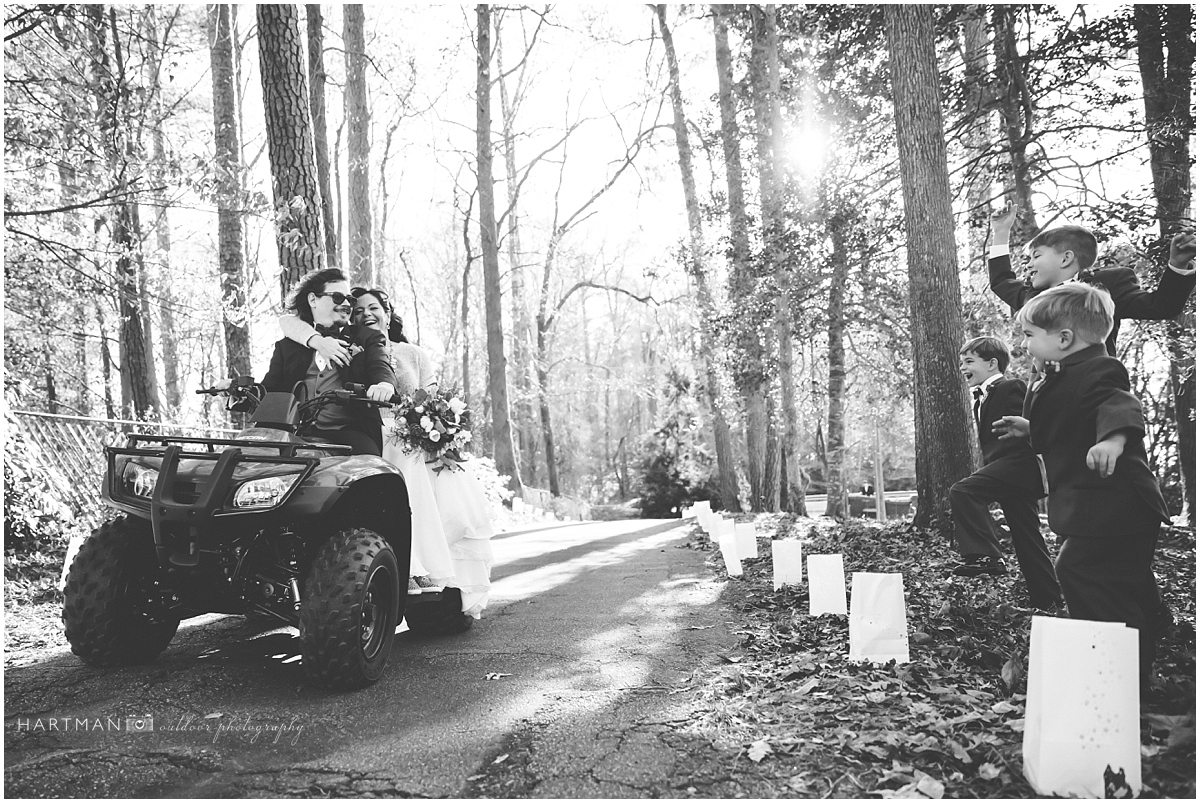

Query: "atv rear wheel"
<box><xmin>300</xmin><ymin>528</ymin><xmax>400</xmax><ymax>689</ymax></box>
<box><xmin>62</xmin><ymin>516</ymin><xmax>180</xmax><ymax>666</ymax></box>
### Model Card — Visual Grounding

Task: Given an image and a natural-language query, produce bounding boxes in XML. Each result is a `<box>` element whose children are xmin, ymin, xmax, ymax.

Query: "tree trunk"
<box><xmin>992</xmin><ymin>5</ymin><xmax>1039</xmax><ymax>246</ymax></box>
<box><xmin>52</xmin><ymin>16</ymin><xmax>89</xmax><ymax>415</ymax></box>
<box><xmin>88</xmin><ymin>5</ymin><xmax>159</xmax><ymax>419</ymax></box>
<box><xmin>476</xmin><ymin>4</ymin><xmax>523</xmax><ymax>496</ymax></box>
<box><xmin>1135</xmin><ymin>4</ymin><xmax>1195</xmax><ymax>523</ymax></box>
<box><xmin>756</xmin><ymin>5</ymin><xmax>806</xmax><ymax>515</ymax></box>
<box><xmin>535</xmin><ymin>236</ymin><xmax>562</xmax><ymax>496</ymax></box>
<box><xmin>460</xmin><ymin>189</ymin><xmax>476</xmax><ymax>405</ymax></box>
<box><xmin>144</xmin><ymin>6</ymin><xmax>181</xmax><ymax>411</ymax></box>
<box><xmin>375</xmin><ymin>119</ymin><xmax>401</xmax><ymax>278</ymax></box>
<box><xmin>885</xmin><ymin>4</ymin><xmax>976</xmax><ymax>530</ymax></box>
<box><xmin>306</xmin><ymin>4</ymin><xmax>339</xmax><ymax>267</ymax></box>
<box><xmin>344</xmin><ymin>4</ymin><xmax>372</xmax><ymax>283</ymax></box>
<box><xmin>655</xmin><ymin>4</ymin><xmax>740</xmax><ymax>513</ymax></box>
<box><xmin>209</xmin><ymin>4</ymin><xmax>252</xmax><ymax>379</ymax></box>
<box><xmin>961</xmin><ymin>4</ymin><xmax>994</xmax><ymax>280</ymax></box>
<box><xmin>498</xmin><ymin>33</ymin><xmax>537</xmax><ymax>487</ymax></box>
<box><xmin>824</xmin><ymin>211</ymin><xmax>851</xmax><ymax>518</ymax></box>
<box><xmin>714</xmin><ymin>5</ymin><xmax>769</xmax><ymax>512</ymax></box>
<box><xmin>256</xmin><ymin>3</ymin><xmax>324</xmax><ymax>299</ymax></box>
<box><xmin>742</xmin><ymin>18</ymin><xmax>781</xmax><ymax>513</ymax></box>
<box><xmin>96</xmin><ymin>298</ymin><xmax>116</xmax><ymax>420</ymax></box>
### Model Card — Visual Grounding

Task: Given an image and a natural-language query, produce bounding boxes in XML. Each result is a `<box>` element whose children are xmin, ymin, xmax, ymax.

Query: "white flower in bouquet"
<box><xmin>420</xmin><ymin>415</ymin><xmax>433</xmax><ymax>431</ymax></box>
<box><xmin>448</xmin><ymin>397</ymin><xmax>467</xmax><ymax>417</ymax></box>
<box><xmin>415</xmin><ymin>405</ymin><xmax>425</xmax><ymax>413</ymax></box>
<box><xmin>430</xmin><ymin>430</ymin><xmax>442</xmax><ymax>442</ymax></box>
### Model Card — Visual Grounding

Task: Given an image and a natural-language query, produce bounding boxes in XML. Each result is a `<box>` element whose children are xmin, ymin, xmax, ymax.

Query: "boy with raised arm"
<box><xmin>988</xmin><ymin>205</ymin><xmax>1195</xmax><ymax>356</ymax></box>
<box><xmin>950</xmin><ymin>336</ymin><xmax>1061</xmax><ymax>610</ymax></box>
<box><xmin>995</xmin><ymin>283</ymin><xmax>1171</xmax><ymax>680</ymax></box>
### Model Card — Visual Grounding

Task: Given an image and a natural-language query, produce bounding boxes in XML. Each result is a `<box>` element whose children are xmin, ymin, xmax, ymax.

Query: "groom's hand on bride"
<box><xmin>308</xmin><ymin>334</ymin><xmax>352</xmax><ymax>367</ymax></box>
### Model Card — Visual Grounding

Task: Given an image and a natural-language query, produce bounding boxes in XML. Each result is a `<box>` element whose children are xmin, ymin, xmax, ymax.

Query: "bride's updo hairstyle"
<box><xmin>388</xmin><ymin>312</ymin><xmax>409</xmax><ymax>344</ymax></box>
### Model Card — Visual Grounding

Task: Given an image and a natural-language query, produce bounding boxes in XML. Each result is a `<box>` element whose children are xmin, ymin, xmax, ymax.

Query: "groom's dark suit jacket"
<box><xmin>262</xmin><ymin>323</ymin><xmax>397</xmax><ymax>450</ymax></box>
<box><xmin>1023</xmin><ymin>344</ymin><xmax>1170</xmax><ymax>537</ymax></box>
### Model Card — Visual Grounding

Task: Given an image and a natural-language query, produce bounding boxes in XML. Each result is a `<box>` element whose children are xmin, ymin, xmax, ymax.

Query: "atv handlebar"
<box><xmin>196</xmin><ymin>375</ymin><xmax>257</xmax><ymax>396</ymax></box>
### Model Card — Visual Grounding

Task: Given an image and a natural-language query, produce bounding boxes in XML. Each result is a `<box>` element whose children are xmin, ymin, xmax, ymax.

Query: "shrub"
<box><xmin>4</xmin><ymin>442</ymin><xmax>73</xmax><ymax>557</ymax></box>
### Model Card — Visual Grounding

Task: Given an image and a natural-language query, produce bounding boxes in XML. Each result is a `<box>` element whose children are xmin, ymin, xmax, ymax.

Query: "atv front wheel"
<box><xmin>62</xmin><ymin>516</ymin><xmax>180</xmax><ymax>666</ymax></box>
<box><xmin>300</xmin><ymin>528</ymin><xmax>400</xmax><ymax>689</ymax></box>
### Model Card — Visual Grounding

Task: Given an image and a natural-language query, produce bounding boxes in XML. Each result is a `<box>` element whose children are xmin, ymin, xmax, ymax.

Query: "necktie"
<box><xmin>972</xmin><ymin>387</ymin><xmax>984</xmax><ymax>424</ymax></box>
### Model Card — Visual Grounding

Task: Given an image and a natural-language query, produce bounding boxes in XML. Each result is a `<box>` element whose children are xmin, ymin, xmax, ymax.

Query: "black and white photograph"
<box><xmin>3</xmin><ymin>3</ymin><xmax>1195</xmax><ymax>798</ymax></box>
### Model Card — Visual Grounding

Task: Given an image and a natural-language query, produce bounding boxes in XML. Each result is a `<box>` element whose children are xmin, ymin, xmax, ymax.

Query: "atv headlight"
<box><xmin>232</xmin><ymin>476</ymin><xmax>296</xmax><ymax>509</ymax></box>
<box><xmin>123</xmin><ymin>464</ymin><xmax>159</xmax><ymax>498</ymax></box>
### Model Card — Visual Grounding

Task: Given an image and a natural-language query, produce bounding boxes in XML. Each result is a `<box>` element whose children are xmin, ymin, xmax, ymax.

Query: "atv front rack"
<box><xmin>105</xmin><ymin>437</ymin><xmax>337</xmax><ymax>566</ymax></box>
<box><xmin>122</xmin><ymin>433</ymin><xmax>353</xmax><ymax>457</ymax></box>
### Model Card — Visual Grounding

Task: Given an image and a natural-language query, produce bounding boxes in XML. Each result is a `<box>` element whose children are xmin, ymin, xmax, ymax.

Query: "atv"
<box><xmin>63</xmin><ymin>379</ymin><xmax>433</xmax><ymax>690</ymax></box>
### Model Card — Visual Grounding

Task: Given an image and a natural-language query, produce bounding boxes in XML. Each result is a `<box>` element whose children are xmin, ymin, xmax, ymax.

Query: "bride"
<box><xmin>279</xmin><ymin>288</ymin><xmax>495</xmax><ymax>618</ymax></box>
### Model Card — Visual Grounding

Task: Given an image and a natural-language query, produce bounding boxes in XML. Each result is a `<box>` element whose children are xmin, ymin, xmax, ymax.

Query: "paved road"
<box><xmin>4</xmin><ymin>518</ymin><xmax>737</xmax><ymax>798</ymax></box>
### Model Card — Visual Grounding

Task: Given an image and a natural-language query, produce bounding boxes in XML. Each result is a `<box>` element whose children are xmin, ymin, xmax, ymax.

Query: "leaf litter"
<box><xmin>679</xmin><ymin>514</ymin><xmax>1195</xmax><ymax>798</ymax></box>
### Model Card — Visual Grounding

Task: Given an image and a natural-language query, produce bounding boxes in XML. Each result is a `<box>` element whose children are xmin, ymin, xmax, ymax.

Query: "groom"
<box><xmin>262</xmin><ymin>267</ymin><xmax>397</xmax><ymax>455</ymax></box>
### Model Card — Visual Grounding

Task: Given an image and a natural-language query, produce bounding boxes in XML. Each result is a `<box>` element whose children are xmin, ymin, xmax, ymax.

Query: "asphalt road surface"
<box><xmin>4</xmin><ymin>518</ymin><xmax>738</xmax><ymax>798</ymax></box>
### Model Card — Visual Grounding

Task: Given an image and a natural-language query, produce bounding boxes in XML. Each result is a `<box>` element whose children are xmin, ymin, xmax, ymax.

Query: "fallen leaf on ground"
<box><xmin>747</xmin><ymin>739</ymin><xmax>772</xmax><ymax>762</ymax></box>
<box><xmin>947</xmin><ymin>739</ymin><xmax>972</xmax><ymax>764</ymax></box>
<box><xmin>484</xmin><ymin>672</ymin><xmax>512</xmax><ymax>681</ymax></box>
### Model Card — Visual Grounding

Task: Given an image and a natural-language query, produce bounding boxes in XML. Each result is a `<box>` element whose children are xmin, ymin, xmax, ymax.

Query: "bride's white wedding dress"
<box><xmin>382</xmin><ymin>436</ymin><xmax>495</xmax><ymax>617</ymax></box>
<box><xmin>279</xmin><ymin>317</ymin><xmax>495</xmax><ymax>617</ymax></box>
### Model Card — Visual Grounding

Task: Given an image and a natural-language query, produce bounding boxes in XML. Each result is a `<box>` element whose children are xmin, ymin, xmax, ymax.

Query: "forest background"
<box><xmin>3</xmin><ymin>4</ymin><xmax>1194</xmax><ymax>544</ymax></box>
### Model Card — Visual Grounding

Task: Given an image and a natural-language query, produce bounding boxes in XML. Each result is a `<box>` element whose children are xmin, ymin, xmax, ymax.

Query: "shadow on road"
<box><xmin>4</xmin><ymin>517</ymin><xmax>735</xmax><ymax>798</ymax></box>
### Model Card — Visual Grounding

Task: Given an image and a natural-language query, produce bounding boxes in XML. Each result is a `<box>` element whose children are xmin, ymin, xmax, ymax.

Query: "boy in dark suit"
<box><xmin>950</xmin><ymin>336</ymin><xmax>1062</xmax><ymax>611</ymax></box>
<box><xmin>996</xmin><ymin>283</ymin><xmax>1171</xmax><ymax>678</ymax></box>
<box><xmin>988</xmin><ymin>205</ymin><xmax>1195</xmax><ymax>357</ymax></box>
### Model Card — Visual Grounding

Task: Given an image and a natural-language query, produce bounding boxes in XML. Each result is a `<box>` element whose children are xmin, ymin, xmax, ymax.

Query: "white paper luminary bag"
<box><xmin>771</xmin><ymin>540</ymin><xmax>803</xmax><ymax>591</ymax></box>
<box><xmin>718</xmin><ymin>535</ymin><xmax>743</xmax><ymax>577</ymax></box>
<box><xmin>1023</xmin><ymin>616</ymin><xmax>1140</xmax><ymax>798</ymax></box>
<box><xmin>734</xmin><ymin>522</ymin><xmax>759</xmax><ymax>560</ymax></box>
<box><xmin>848</xmin><ymin>572</ymin><xmax>910</xmax><ymax>664</ymax></box>
<box><xmin>806</xmin><ymin>554</ymin><xmax>847</xmax><ymax>615</ymax></box>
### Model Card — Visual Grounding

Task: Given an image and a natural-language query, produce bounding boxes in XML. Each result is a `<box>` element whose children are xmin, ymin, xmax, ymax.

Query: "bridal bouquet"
<box><xmin>389</xmin><ymin>386</ymin><xmax>473</xmax><ymax>472</ymax></box>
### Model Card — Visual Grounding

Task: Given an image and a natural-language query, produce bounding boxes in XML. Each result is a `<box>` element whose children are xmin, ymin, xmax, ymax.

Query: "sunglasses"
<box><xmin>314</xmin><ymin>291</ymin><xmax>355</xmax><ymax>306</ymax></box>
<box><xmin>351</xmin><ymin>287</ymin><xmax>390</xmax><ymax>305</ymax></box>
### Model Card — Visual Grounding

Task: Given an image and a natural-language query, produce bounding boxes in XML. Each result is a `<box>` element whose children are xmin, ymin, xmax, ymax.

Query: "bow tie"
<box><xmin>315</xmin><ymin>323</ymin><xmax>345</xmax><ymax>337</ymax></box>
<box><xmin>1031</xmin><ymin>361</ymin><xmax>1060</xmax><ymax>392</ymax></box>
